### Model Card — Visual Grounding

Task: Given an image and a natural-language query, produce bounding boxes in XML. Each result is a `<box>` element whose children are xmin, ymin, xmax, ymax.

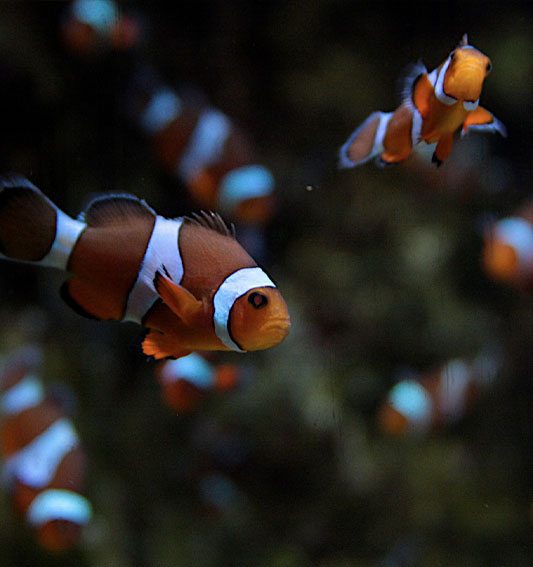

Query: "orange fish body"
<box><xmin>0</xmin><ymin>347</ymin><xmax>91</xmax><ymax>552</ymax></box>
<box><xmin>0</xmin><ymin>176</ymin><xmax>290</xmax><ymax>360</ymax></box>
<box><xmin>131</xmin><ymin>74</ymin><xmax>276</xmax><ymax>226</ymax></box>
<box><xmin>339</xmin><ymin>34</ymin><xmax>506</xmax><ymax>168</ymax></box>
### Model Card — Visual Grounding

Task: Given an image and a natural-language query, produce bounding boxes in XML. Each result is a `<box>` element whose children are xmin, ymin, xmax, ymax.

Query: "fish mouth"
<box><xmin>258</xmin><ymin>318</ymin><xmax>291</xmax><ymax>348</ymax></box>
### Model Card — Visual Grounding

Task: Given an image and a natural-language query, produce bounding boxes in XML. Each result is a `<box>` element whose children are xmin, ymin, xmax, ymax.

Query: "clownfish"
<box><xmin>0</xmin><ymin>346</ymin><xmax>91</xmax><ymax>552</ymax></box>
<box><xmin>339</xmin><ymin>34</ymin><xmax>506</xmax><ymax>168</ymax></box>
<box><xmin>0</xmin><ymin>175</ymin><xmax>290</xmax><ymax>360</ymax></box>
<box><xmin>482</xmin><ymin>203</ymin><xmax>533</xmax><ymax>292</ymax></box>
<box><xmin>156</xmin><ymin>352</ymin><xmax>242</xmax><ymax>413</ymax></box>
<box><xmin>378</xmin><ymin>350</ymin><xmax>500</xmax><ymax>436</ymax></box>
<box><xmin>129</xmin><ymin>69</ymin><xmax>276</xmax><ymax>226</ymax></box>
<box><xmin>61</xmin><ymin>0</ymin><xmax>141</xmax><ymax>56</ymax></box>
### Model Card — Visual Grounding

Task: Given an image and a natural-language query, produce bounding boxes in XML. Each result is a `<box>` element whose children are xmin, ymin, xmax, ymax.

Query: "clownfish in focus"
<box><xmin>0</xmin><ymin>175</ymin><xmax>290</xmax><ymax>360</ymax></box>
<box><xmin>339</xmin><ymin>34</ymin><xmax>506</xmax><ymax>168</ymax></box>
<box><xmin>0</xmin><ymin>346</ymin><xmax>91</xmax><ymax>552</ymax></box>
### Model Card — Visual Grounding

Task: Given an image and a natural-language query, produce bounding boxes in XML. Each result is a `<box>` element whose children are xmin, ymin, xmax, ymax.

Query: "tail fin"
<box><xmin>0</xmin><ymin>175</ymin><xmax>85</xmax><ymax>270</ymax></box>
<box><xmin>338</xmin><ymin>111</ymin><xmax>392</xmax><ymax>168</ymax></box>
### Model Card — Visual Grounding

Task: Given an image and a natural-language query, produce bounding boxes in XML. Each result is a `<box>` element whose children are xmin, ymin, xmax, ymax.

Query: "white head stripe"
<box><xmin>71</xmin><ymin>0</ymin><xmax>117</xmax><ymax>32</ymax></box>
<box><xmin>217</xmin><ymin>165</ymin><xmax>274</xmax><ymax>215</ymax></box>
<box><xmin>160</xmin><ymin>353</ymin><xmax>214</xmax><ymax>389</ymax></box>
<box><xmin>463</xmin><ymin>99</ymin><xmax>479</xmax><ymax>111</ymax></box>
<box><xmin>140</xmin><ymin>88</ymin><xmax>182</xmax><ymax>135</ymax></box>
<box><xmin>433</xmin><ymin>58</ymin><xmax>457</xmax><ymax>106</ymax></box>
<box><xmin>2</xmin><ymin>418</ymin><xmax>79</xmax><ymax>489</ymax></box>
<box><xmin>38</xmin><ymin>210</ymin><xmax>85</xmax><ymax>270</ymax></box>
<box><xmin>123</xmin><ymin>216</ymin><xmax>184</xmax><ymax>323</ymax></box>
<box><xmin>213</xmin><ymin>267</ymin><xmax>276</xmax><ymax>352</ymax></box>
<box><xmin>389</xmin><ymin>380</ymin><xmax>432</xmax><ymax>428</ymax></box>
<box><xmin>495</xmin><ymin>217</ymin><xmax>533</xmax><ymax>268</ymax></box>
<box><xmin>27</xmin><ymin>489</ymin><xmax>92</xmax><ymax>527</ymax></box>
<box><xmin>1</xmin><ymin>375</ymin><xmax>44</xmax><ymax>416</ymax></box>
<box><xmin>177</xmin><ymin>108</ymin><xmax>231</xmax><ymax>181</ymax></box>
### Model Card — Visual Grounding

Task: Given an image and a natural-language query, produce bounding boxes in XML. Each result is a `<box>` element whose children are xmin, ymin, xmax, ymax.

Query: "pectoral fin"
<box><xmin>462</xmin><ymin>107</ymin><xmax>507</xmax><ymax>137</ymax></box>
<box><xmin>153</xmin><ymin>270</ymin><xmax>204</xmax><ymax>327</ymax></box>
<box><xmin>141</xmin><ymin>329</ymin><xmax>192</xmax><ymax>360</ymax></box>
<box><xmin>432</xmin><ymin>132</ymin><xmax>454</xmax><ymax>167</ymax></box>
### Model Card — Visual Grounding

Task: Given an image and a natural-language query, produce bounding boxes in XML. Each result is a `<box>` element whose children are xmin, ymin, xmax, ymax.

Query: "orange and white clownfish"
<box><xmin>0</xmin><ymin>175</ymin><xmax>290</xmax><ymax>360</ymax></box>
<box><xmin>61</xmin><ymin>0</ymin><xmax>141</xmax><ymax>56</ymax></box>
<box><xmin>377</xmin><ymin>350</ymin><xmax>501</xmax><ymax>436</ymax></box>
<box><xmin>481</xmin><ymin>204</ymin><xmax>533</xmax><ymax>292</ymax></box>
<box><xmin>339</xmin><ymin>34</ymin><xmax>506</xmax><ymax>168</ymax></box>
<box><xmin>156</xmin><ymin>352</ymin><xmax>242</xmax><ymax>413</ymax></box>
<box><xmin>130</xmin><ymin>70</ymin><xmax>276</xmax><ymax>226</ymax></box>
<box><xmin>0</xmin><ymin>346</ymin><xmax>91</xmax><ymax>552</ymax></box>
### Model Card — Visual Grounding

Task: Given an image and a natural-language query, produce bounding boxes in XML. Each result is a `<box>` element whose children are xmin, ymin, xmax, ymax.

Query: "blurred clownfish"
<box><xmin>0</xmin><ymin>176</ymin><xmax>290</xmax><ymax>360</ymax></box>
<box><xmin>378</xmin><ymin>350</ymin><xmax>500</xmax><ymax>436</ymax></box>
<box><xmin>61</xmin><ymin>0</ymin><xmax>141</xmax><ymax>56</ymax></box>
<box><xmin>129</xmin><ymin>70</ymin><xmax>276</xmax><ymax>226</ymax></box>
<box><xmin>0</xmin><ymin>346</ymin><xmax>91</xmax><ymax>552</ymax></box>
<box><xmin>339</xmin><ymin>34</ymin><xmax>506</xmax><ymax>168</ymax></box>
<box><xmin>156</xmin><ymin>352</ymin><xmax>242</xmax><ymax>413</ymax></box>
<box><xmin>482</xmin><ymin>204</ymin><xmax>533</xmax><ymax>292</ymax></box>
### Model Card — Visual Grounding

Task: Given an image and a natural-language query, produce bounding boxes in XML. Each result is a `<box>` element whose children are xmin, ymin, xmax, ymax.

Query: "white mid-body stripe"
<box><xmin>438</xmin><ymin>359</ymin><xmax>470</xmax><ymax>423</ymax></box>
<box><xmin>177</xmin><ymin>108</ymin><xmax>231</xmax><ymax>182</ymax></box>
<box><xmin>3</xmin><ymin>418</ymin><xmax>79</xmax><ymax>489</ymax></box>
<box><xmin>27</xmin><ymin>489</ymin><xmax>92</xmax><ymax>527</ymax></box>
<box><xmin>160</xmin><ymin>353</ymin><xmax>215</xmax><ymax>389</ymax></box>
<box><xmin>389</xmin><ymin>380</ymin><xmax>433</xmax><ymax>431</ymax></box>
<box><xmin>1</xmin><ymin>375</ymin><xmax>44</xmax><ymax>416</ymax></box>
<box><xmin>123</xmin><ymin>216</ymin><xmax>184</xmax><ymax>323</ymax></box>
<box><xmin>212</xmin><ymin>267</ymin><xmax>276</xmax><ymax>352</ymax></box>
<box><xmin>71</xmin><ymin>0</ymin><xmax>117</xmax><ymax>33</ymax></box>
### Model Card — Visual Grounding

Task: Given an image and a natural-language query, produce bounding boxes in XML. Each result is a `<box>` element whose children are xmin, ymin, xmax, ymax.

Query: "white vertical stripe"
<box><xmin>123</xmin><ymin>216</ymin><xmax>184</xmax><ymax>323</ymax></box>
<box><xmin>27</xmin><ymin>489</ymin><xmax>92</xmax><ymax>527</ymax></box>
<box><xmin>2</xmin><ymin>418</ymin><xmax>79</xmax><ymax>489</ymax></box>
<box><xmin>212</xmin><ymin>267</ymin><xmax>276</xmax><ymax>352</ymax></box>
<box><xmin>139</xmin><ymin>88</ymin><xmax>182</xmax><ymax>135</ymax></box>
<box><xmin>177</xmin><ymin>109</ymin><xmax>231</xmax><ymax>181</ymax></box>
<box><xmin>217</xmin><ymin>165</ymin><xmax>274</xmax><ymax>215</ymax></box>
<box><xmin>160</xmin><ymin>353</ymin><xmax>215</xmax><ymax>389</ymax></box>
<box><xmin>38</xmin><ymin>210</ymin><xmax>85</xmax><ymax>270</ymax></box>
<box><xmin>1</xmin><ymin>375</ymin><xmax>44</xmax><ymax>416</ymax></box>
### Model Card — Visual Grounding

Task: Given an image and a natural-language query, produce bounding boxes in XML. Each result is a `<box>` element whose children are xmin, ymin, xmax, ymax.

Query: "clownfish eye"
<box><xmin>248</xmin><ymin>292</ymin><xmax>268</xmax><ymax>309</ymax></box>
<box><xmin>486</xmin><ymin>61</ymin><xmax>492</xmax><ymax>73</ymax></box>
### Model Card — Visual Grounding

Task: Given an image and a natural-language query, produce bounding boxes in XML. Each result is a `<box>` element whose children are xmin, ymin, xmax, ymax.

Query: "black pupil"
<box><xmin>248</xmin><ymin>292</ymin><xmax>268</xmax><ymax>309</ymax></box>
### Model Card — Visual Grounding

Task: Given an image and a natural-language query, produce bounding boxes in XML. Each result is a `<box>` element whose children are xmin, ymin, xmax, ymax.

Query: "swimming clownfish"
<box><xmin>129</xmin><ymin>69</ymin><xmax>276</xmax><ymax>226</ymax></box>
<box><xmin>481</xmin><ymin>205</ymin><xmax>533</xmax><ymax>292</ymax></box>
<box><xmin>377</xmin><ymin>350</ymin><xmax>500</xmax><ymax>436</ymax></box>
<box><xmin>0</xmin><ymin>175</ymin><xmax>290</xmax><ymax>360</ymax></box>
<box><xmin>0</xmin><ymin>346</ymin><xmax>91</xmax><ymax>552</ymax></box>
<box><xmin>339</xmin><ymin>34</ymin><xmax>506</xmax><ymax>168</ymax></box>
<box><xmin>156</xmin><ymin>352</ymin><xmax>242</xmax><ymax>413</ymax></box>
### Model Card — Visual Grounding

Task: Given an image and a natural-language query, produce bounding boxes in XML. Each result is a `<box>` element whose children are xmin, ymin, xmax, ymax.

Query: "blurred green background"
<box><xmin>1</xmin><ymin>1</ymin><xmax>532</xmax><ymax>565</ymax></box>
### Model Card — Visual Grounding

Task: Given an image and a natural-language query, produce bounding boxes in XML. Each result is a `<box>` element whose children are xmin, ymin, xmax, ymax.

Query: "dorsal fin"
<box><xmin>458</xmin><ymin>33</ymin><xmax>469</xmax><ymax>47</ymax></box>
<box><xmin>183</xmin><ymin>210</ymin><xmax>236</xmax><ymax>238</ymax></box>
<box><xmin>398</xmin><ymin>60</ymin><xmax>428</xmax><ymax>107</ymax></box>
<box><xmin>80</xmin><ymin>194</ymin><xmax>156</xmax><ymax>227</ymax></box>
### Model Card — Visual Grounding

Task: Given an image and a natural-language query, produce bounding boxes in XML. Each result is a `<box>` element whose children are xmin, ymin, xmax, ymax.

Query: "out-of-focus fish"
<box><xmin>482</xmin><ymin>202</ymin><xmax>533</xmax><ymax>292</ymax></box>
<box><xmin>61</xmin><ymin>0</ymin><xmax>141</xmax><ymax>56</ymax></box>
<box><xmin>129</xmin><ymin>69</ymin><xmax>276</xmax><ymax>226</ymax></box>
<box><xmin>0</xmin><ymin>175</ymin><xmax>290</xmax><ymax>360</ymax></box>
<box><xmin>377</xmin><ymin>350</ymin><xmax>501</xmax><ymax>436</ymax></box>
<box><xmin>339</xmin><ymin>34</ymin><xmax>506</xmax><ymax>168</ymax></box>
<box><xmin>156</xmin><ymin>352</ymin><xmax>242</xmax><ymax>413</ymax></box>
<box><xmin>0</xmin><ymin>346</ymin><xmax>91</xmax><ymax>552</ymax></box>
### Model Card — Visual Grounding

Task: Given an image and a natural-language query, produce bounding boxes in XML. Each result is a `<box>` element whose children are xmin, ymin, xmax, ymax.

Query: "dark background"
<box><xmin>0</xmin><ymin>1</ymin><xmax>532</xmax><ymax>565</ymax></box>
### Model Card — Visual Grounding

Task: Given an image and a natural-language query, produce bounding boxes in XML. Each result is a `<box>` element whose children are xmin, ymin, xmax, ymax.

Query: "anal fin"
<box><xmin>141</xmin><ymin>329</ymin><xmax>192</xmax><ymax>360</ymax></box>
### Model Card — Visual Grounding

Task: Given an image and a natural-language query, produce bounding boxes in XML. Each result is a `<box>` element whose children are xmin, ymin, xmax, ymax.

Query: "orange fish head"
<box><xmin>443</xmin><ymin>46</ymin><xmax>492</xmax><ymax>103</ymax></box>
<box><xmin>229</xmin><ymin>286</ymin><xmax>290</xmax><ymax>351</ymax></box>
